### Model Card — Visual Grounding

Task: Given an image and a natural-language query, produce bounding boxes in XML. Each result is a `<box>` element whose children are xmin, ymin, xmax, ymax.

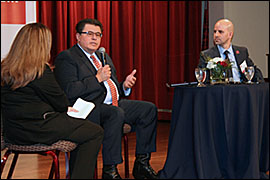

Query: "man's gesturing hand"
<box><xmin>123</xmin><ymin>69</ymin><xmax>137</xmax><ymax>90</ymax></box>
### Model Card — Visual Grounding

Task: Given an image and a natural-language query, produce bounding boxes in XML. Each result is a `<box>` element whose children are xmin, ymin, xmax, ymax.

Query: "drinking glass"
<box><xmin>195</xmin><ymin>68</ymin><xmax>206</xmax><ymax>87</ymax></box>
<box><xmin>244</xmin><ymin>66</ymin><xmax>255</xmax><ymax>84</ymax></box>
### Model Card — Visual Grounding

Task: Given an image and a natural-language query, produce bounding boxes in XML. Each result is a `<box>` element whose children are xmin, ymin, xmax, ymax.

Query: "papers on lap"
<box><xmin>67</xmin><ymin>98</ymin><xmax>95</xmax><ymax>119</ymax></box>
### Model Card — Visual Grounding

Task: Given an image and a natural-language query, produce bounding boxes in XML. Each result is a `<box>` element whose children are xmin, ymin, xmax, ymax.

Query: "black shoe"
<box><xmin>132</xmin><ymin>154</ymin><xmax>159</xmax><ymax>179</ymax></box>
<box><xmin>102</xmin><ymin>165</ymin><xmax>122</xmax><ymax>179</ymax></box>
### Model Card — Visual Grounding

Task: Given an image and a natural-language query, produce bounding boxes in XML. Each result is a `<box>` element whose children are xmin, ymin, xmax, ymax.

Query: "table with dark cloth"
<box><xmin>159</xmin><ymin>83</ymin><xmax>269</xmax><ymax>179</ymax></box>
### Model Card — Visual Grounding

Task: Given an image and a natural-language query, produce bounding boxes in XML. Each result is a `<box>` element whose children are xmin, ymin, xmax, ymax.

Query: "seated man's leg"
<box><xmin>100</xmin><ymin>104</ymin><xmax>125</xmax><ymax>179</ymax></box>
<box><xmin>119</xmin><ymin>99</ymin><xmax>158</xmax><ymax>179</ymax></box>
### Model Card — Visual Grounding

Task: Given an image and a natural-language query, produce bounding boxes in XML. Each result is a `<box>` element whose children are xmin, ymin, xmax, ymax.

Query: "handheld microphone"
<box><xmin>99</xmin><ymin>47</ymin><xmax>106</xmax><ymax>66</ymax></box>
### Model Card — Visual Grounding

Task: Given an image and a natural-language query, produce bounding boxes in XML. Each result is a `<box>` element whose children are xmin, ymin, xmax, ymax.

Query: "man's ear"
<box><xmin>76</xmin><ymin>33</ymin><xmax>80</xmax><ymax>41</ymax></box>
<box><xmin>229</xmin><ymin>31</ymin><xmax>234</xmax><ymax>41</ymax></box>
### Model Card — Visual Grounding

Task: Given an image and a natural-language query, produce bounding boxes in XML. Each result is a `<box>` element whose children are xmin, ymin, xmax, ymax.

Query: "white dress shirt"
<box><xmin>217</xmin><ymin>45</ymin><xmax>241</xmax><ymax>82</ymax></box>
<box><xmin>77</xmin><ymin>44</ymin><xmax>130</xmax><ymax>104</ymax></box>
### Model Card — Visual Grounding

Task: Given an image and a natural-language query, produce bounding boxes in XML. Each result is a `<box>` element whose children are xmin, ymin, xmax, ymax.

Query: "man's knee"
<box><xmin>145</xmin><ymin>101</ymin><xmax>158</xmax><ymax>117</ymax></box>
<box><xmin>102</xmin><ymin>106</ymin><xmax>125</xmax><ymax>129</ymax></box>
<box><xmin>110</xmin><ymin>106</ymin><xmax>125</xmax><ymax>124</ymax></box>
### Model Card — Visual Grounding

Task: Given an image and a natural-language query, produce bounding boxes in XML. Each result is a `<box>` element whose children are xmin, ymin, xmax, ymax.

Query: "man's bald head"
<box><xmin>213</xmin><ymin>19</ymin><xmax>234</xmax><ymax>49</ymax></box>
<box><xmin>215</xmin><ymin>19</ymin><xmax>234</xmax><ymax>34</ymax></box>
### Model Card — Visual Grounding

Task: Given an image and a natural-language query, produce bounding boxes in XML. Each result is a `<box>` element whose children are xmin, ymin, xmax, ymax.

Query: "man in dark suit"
<box><xmin>54</xmin><ymin>18</ymin><xmax>158</xmax><ymax>179</ymax></box>
<box><xmin>198</xmin><ymin>18</ymin><xmax>264</xmax><ymax>83</ymax></box>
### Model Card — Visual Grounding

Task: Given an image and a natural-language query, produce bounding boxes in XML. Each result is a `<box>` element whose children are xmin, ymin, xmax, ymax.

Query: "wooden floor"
<box><xmin>1</xmin><ymin>121</ymin><xmax>171</xmax><ymax>179</ymax></box>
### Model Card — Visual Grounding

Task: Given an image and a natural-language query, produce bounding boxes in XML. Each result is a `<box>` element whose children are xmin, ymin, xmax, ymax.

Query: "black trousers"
<box><xmin>3</xmin><ymin>111</ymin><xmax>104</xmax><ymax>179</ymax></box>
<box><xmin>65</xmin><ymin>119</ymin><xmax>104</xmax><ymax>179</ymax></box>
<box><xmin>91</xmin><ymin>99</ymin><xmax>157</xmax><ymax>165</ymax></box>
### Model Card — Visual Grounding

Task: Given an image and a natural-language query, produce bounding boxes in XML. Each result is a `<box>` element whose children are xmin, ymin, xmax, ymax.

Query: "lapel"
<box><xmin>232</xmin><ymin>45</ymin><xmax>242</xmax><ymax>65</ymax></box>
<box><xmin>232</xmin><ymin>45</ymin><xmax>244</xmax><ymax>70</ymax></box>
<box><xmin>213</xmin><ymin>46</ymin><xmax>221</xmax><ymax>58</ymax></box>
<box><xmin>232</xmin><ymin>45</ymin><xmax>246</xmax><ymax>80</ymax></box>
<box><xmin>73</xmin><ymin>44</ymin><xmax>96</xmax><ymax>74</ymax></box>
<box><xmin>74</xmin><ymin>45</ymin><xmax>120</xmax><ymax>88</ymax></box>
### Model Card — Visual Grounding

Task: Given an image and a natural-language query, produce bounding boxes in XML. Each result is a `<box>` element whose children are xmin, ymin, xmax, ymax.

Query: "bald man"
<box><xmin>198</xmin><ymin>19</ymin><xmax>264</xmax><ymax>83</ymax></box>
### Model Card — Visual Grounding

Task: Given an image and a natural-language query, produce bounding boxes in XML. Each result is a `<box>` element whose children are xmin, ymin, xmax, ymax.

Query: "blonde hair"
<box><xmin>1</xmin><ymin>23</ymin><xmax>52</xmax><ymax>90</ymax></box>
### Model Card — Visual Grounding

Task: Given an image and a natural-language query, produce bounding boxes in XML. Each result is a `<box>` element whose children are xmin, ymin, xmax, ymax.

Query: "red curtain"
<box><xmin>202</xmin><ymin>1</ymin><xmax>209</xmax><ymax>50</ymax></box>
<box><xmin>37</xmin><ymin>1</ymin><xmax>202</xmax><ymax>120</ymax></box>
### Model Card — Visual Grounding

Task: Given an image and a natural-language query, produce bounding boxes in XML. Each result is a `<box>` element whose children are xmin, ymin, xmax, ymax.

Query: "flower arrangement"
<box><xmin>201</xmin><ymin>52</ymin><xmax>233</xmax><ymax>84</ymax></box>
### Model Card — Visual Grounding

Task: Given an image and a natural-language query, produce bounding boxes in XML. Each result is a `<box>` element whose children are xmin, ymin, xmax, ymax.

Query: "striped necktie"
<box><xmin>91</xmin><ymin>55</ymin><xmax>118</xmax><ymax>106</ymax></box>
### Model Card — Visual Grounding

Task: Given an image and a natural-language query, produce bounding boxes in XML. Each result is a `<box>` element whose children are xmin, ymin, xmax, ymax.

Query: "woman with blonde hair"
<box><xmin>1</xmin><ymin>23</ymin><xmax>104</xmax><ymax>179</ymax></box>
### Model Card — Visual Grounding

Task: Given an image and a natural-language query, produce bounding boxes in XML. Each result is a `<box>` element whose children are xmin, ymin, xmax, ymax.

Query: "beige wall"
<box><xmin>209</xmin><ymin>1</ymin><xmax>269</xmax><ymax>78</ymax></box>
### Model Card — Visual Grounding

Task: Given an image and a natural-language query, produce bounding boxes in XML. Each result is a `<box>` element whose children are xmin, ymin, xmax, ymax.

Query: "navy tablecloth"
<box><xmin>159</xmin><ymin>83</ymin><xmax>269</xmax><ymax>179</ymax></box>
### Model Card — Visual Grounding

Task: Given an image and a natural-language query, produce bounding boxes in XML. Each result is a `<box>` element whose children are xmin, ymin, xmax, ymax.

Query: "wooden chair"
<box><xmin>1</xmin><ymin>139</ymin><xmax>77</xmax><ymax>179</ymax></box>
<box><xmin>122</xmin><ymin>123</ymin><xmax>131</xmax><ymax>179</ymax></box>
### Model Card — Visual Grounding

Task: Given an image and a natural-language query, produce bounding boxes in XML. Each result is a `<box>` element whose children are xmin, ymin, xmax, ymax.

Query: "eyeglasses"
<box><xmin>80</xmin><ymin>31</ymin><xmax>102</xmax><ymax>38</ymax></box>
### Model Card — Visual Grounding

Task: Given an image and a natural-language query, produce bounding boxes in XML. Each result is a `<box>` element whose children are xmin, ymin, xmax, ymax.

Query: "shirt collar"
<box><xmin>77</xmin><ymin>43</ymin><xmax>96</xmax><ymax>59</ymax></box>
<box><xmin>217</xmin><ymin>44</ymin><xmax>233</xmax><ymax>55</ymax></box>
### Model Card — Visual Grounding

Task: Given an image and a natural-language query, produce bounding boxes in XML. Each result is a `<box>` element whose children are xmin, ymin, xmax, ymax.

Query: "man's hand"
<box><xmin>68</xmin><ymin>107</ymin><xmax>79</xmax><ymax>112</ymax></box>
<box><xmin>123</xmin><ymin>69</ymin><xmax>137</xmax><ymax>90</ymax></box>
<box><xmin>96</xmin><ymin>65</ymin><xmax>111</xmax><ymax>82</ymax></box>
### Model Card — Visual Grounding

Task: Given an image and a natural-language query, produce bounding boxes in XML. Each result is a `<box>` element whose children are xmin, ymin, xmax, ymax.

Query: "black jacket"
<box><xmin>1</xmin><ymin>65</ymin><xmax>86</xmax><ymax>145</ymax></box>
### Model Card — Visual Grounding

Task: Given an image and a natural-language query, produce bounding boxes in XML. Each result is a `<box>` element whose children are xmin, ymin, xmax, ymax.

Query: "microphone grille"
<box><xmin>99</xmin><ymin>47</ymin><xmax>105</xmax><ymax>53</ymax></box>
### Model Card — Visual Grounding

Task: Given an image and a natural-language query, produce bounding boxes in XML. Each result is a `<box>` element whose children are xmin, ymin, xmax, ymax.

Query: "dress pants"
<box><xmin>91</xmin><ymin>99</ymin><xmax>157</xmax><ymax>165</ymax></box>
<box><xmin>119</xmin><ymin>99</ymin><xmax>157</xmax><ymax>155</ymax></box>
<box><xmin>65</xmin><ymin>118</ymin><xmax>104</xmax><ymax>179</ymax></box>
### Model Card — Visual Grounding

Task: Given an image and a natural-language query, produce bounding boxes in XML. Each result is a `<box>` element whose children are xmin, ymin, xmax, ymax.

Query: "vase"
<box><xmin>210</xmin><ymin>68</ymin><xmax>229</xmax><ymax>85</ymax></box>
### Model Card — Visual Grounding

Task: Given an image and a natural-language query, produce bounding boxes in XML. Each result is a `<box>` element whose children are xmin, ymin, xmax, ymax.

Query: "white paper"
<box><xmin>240</xmin><ymin>60</ymin><xmax>247</xmax><ymax>73</ymax></box>
<box><xmin>67</xmin><ymin>98</ymin><xmax>95</xmax><ymax>119</ymax></box>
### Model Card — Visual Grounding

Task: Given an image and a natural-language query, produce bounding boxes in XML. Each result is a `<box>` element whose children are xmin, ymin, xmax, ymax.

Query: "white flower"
<box><xmin>206</xmin><ymin>61</ymin><xmax>216</xmax><ymax>69</ymax></box>
<box><xmin>206</xmin><ymin>57</ymin><xmax>224</xmax><ymax>69</ymax></box>
<box><xmin>212</xmin><ymin>57</ymin><xmax>224</xmax><ymax>63</ymax></box>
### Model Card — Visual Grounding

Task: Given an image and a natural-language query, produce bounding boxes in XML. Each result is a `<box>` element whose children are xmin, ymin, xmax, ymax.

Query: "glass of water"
<box><xmin>244</xmin><ymin>66</ymin><xmax>255</xmax><ymax>84</ymax></box>
<box><xmin>195</xmin><ymin>68</ymin><xmax>206</xmax><ymax>87</ymax></box>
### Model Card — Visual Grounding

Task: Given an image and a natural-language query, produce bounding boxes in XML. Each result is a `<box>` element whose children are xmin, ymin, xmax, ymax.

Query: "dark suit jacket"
<box><xmin>198</xmin><ymin>45</ymin><xmax>264</xmax><ymax>83</ymax></box>
<box><xmin>1</xmin><ymin>65</ymin><xmax>84</xmax><ymax>145</ymax></box>
<box><xmin>54</xmin><ymin>44</ymin><xmax>127</xmax><ymax>105</ymax></box>
<box><xmin>53</xmin><ymin>44</ymin><xmax>129</xmax><ymax>124</ymax></box>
